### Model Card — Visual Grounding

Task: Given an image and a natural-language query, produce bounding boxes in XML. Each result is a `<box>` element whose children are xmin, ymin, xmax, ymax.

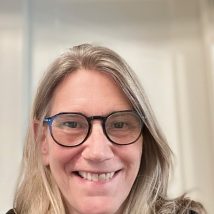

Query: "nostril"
<box><xmin>81</xmin><ymin>145</ymin><xmax>114</xmax><ymax>162</ymax></box>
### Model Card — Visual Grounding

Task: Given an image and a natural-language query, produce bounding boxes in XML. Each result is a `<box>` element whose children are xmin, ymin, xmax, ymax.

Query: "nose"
<box><xmin>81</xmin><ymin>121</ymin><xmax>114</xmax><ymax>162</ymax></box>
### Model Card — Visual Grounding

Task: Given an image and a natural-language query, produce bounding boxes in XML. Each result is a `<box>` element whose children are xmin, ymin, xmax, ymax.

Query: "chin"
<box><xmin>68</xmin><ymin>199</ymin><xmax>123</xmax><ymax>214</ymax></box>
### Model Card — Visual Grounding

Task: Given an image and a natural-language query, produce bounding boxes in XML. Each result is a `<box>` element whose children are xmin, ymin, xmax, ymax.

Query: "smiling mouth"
<box><xmin>74</xmin><ymin>171</ymin><xmax>119</xmax><ymax>182</ymax></box>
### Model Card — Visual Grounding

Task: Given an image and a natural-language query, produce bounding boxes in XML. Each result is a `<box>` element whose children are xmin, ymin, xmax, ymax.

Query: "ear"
<box><xmin>33</xmin><ymin>120</ymin><xmax>50</xmax><ymax>166</ymax></box>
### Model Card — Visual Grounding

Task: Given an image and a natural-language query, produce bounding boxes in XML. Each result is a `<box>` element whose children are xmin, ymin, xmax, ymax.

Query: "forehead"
<box><xmin>50</xmin><ymin>69</ymin><xmax>132</xmax><ymax>115</ymax></box>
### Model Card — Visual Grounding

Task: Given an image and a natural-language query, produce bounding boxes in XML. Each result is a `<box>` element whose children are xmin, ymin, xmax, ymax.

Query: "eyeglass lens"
<box><xmin>50</xmin><ymin>111</ymin><xmax>142</xmax><ymax>147</ymax></box>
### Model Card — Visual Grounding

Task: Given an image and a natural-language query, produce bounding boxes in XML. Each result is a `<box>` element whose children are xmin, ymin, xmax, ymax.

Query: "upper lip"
<box><xmin>72</xmin><ymin>169</ymin><xmax>121</xmax><ymax>174</ymax></box>
<box><xmin>73</xmin><ymin>169</ymin><xmax>119</xmax><ymax>174</ymax></box>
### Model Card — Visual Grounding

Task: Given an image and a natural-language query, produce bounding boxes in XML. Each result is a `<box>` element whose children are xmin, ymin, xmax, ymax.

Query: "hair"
<box><xmin>13</xmin><ymin>44</ymin><xmax>206</xmax><ymax>214</ymax></box>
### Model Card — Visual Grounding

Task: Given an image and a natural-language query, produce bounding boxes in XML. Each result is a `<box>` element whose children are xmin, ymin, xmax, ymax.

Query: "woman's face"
<box><xmin>41</xmin><ymin>69</ymin><xmax>143</xmax><ymax>214</ymax></box>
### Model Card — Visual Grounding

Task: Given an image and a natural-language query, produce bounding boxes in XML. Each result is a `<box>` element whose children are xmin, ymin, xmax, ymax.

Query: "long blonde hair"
<box><xmin>14</xmin><ymin>44</ymin><xmax>205</xmax><ymax>214</ymax></box>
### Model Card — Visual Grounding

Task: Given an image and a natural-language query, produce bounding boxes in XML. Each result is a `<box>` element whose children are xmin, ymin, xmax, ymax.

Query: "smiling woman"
<box><xmin>7</xmin><ymin>44</ymin><xmax>206</xmax><ymax>214</ymax></box>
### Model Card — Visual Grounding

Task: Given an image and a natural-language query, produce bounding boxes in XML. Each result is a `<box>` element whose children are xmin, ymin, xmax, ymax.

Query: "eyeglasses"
<box><xmin>43</xmin><ymin>110</ymin><xmax>143</xmax><ymax>147</ymax></box>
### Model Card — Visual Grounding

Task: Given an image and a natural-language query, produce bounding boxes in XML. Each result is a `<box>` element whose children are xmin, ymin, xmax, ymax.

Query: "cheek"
<box><xmin>129</xmin><ymin>137</ymin><xmax>143</xmax><ymax>165</ymax></box>
<box><xmin>49</xmin><ymin>147</ymin><xmax>73</xmax><ymax>166</ymax></box>
<box><xmin>128</xmin><ymin>138</ymin><xmax>143</xmax><ymax>180</ymax></box>
<box><xmin>47</xmin><ymin>143</ymin><xmax>81</xmax><ymax>194</ymax></box>
<box><xmin>134</xmin><ymin>145</ymin><xmax>142</xmax><ymax>175</ymax></box>
<box><xmin>46</xmin><ymin>138</ymin><xmax>78</xmax><ymax>173</ymax></box>
<box><xmin>120</xmin><ymin>137</ymin><xmax>143</xmax><ymax>181</ymax></box>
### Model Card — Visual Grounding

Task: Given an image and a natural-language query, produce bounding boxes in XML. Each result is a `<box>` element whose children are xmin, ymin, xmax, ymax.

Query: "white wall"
<box><xmin>0</xmin><ymin>1</ymin><xmax>24</xmax><ymax>211</ymax></box>
<box><xmin>0</xmin><ymin>0</ymin><xmax>213</xmax><ymax>213</ymax></box>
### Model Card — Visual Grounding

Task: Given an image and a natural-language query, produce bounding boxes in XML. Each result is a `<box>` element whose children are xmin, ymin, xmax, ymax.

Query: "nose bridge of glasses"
<box><xmin>88</xmin><ymin>115</ymin><xmax>105</xmax><ymax>123</ymax></box>
<box><xmin>88</xmin><ymin>115</ymin><xmax>106</xmax><ymax>131</ymax></box>
<box><xmin>83</xmin><ymin>115</ymin><xmax>109</xmax><ymax>147</ymax></box>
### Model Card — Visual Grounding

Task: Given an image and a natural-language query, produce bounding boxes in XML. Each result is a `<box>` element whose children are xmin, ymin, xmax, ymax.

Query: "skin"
<box><xmin>40</xmin><ymin>69</ymin><xmax>143</xmax><ymax>214</ymax></box>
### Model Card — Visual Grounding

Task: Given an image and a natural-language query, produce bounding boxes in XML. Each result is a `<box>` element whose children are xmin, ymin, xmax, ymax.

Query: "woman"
<box><xmin>7</xmin><ymin>44</ymin><xmax>205</xmax><ymax>214</ymax></box>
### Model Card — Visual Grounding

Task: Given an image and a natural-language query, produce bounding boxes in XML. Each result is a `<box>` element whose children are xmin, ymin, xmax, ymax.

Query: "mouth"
<box><xmin>73</xmin><ymin>170</ymin><xmax>120</xmax><ymax>182</ymax></box>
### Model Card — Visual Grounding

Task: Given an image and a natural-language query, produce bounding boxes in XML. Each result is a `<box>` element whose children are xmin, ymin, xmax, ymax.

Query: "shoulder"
<box><xmin>189</xmin><ymin>210</ymin><xmax>198</xmax><ymax>214</ymax></box>
<box><xmin>154</xmin><ymin>196</ymin><xmax>206</xmax><ymax>214</ymax></box>
<box><xmin>6</xmin><ymin>209</ymin><xmax>16</xmax><ymax>214</ymax></box>
<box><xmin>181</xmin><ymin>199</ymin><xmax>206</xmax><ymax>214</ymax></box>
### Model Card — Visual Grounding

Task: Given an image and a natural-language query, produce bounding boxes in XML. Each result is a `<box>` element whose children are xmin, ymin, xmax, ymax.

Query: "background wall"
<box><xmin>0</xmin><ymin>0</ymin><xmax>214</xmax><ymax>213</ymax></box>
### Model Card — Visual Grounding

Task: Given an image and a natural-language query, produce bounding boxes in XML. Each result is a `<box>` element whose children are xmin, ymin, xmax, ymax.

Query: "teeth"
<box><xmin>91</xmin><ymin>173</ymin><xmax>98</xmax><ymax>181</ymax></box>
<box><xmin>99</xmin><ymin>173</ymin><xmax>106</xmax><ymax>181</ymax></box>
<box><xmin>78</xmin><ymin>171</ymin><xmax>115</xmax><ymax>181</ymax></box>
<box><xmin>87</xmin><ymin>172</ymin><xmax>92</xmax><ymax>181</ymax></box>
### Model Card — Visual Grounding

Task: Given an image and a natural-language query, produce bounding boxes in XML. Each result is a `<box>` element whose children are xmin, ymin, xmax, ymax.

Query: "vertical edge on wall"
<box><xmin>199</xmin><ymin>0</ymin><xmax>214</xmax><ymax>158</ymax></box>
<box><xmin>198</xmin><ymin>0</ymin><xmax>214</xmax><ymax>212</ymax></box>
<box><xmin>21</xmin><ymin>0</ymin><xmax>33</xmax><ymax>140</ymax></box>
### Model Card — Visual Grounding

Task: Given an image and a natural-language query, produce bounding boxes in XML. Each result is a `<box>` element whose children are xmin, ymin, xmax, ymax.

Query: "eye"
<box><xmin>113</xmin><ymin>122</ymin><xmax>125</xmax><ymax>128</ymax></box>
<box><xmin>109</xmin><ymin>120</ymin><xmax>130</xmax><ymax>130</ymax></box>
<box><xmin>54</xmin><ymin>117</ymin><xmax>87</xmax><ymax>130</ymax></box>
<box><xmin>60</xmin><ymin>120</ymin><xmax>88</xmax><ymax>129</ymax></box>
<box><xmin>63</xmin><ymin>121</ymin><xmax>78</xmax><ymax>128</ymax></box>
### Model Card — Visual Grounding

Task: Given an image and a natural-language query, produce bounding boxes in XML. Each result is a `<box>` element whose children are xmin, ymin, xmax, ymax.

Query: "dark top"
<box><xmin>6</xmin><ymin>209</ymin><xmax>16</xmax><ymax>214</ymax></box>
